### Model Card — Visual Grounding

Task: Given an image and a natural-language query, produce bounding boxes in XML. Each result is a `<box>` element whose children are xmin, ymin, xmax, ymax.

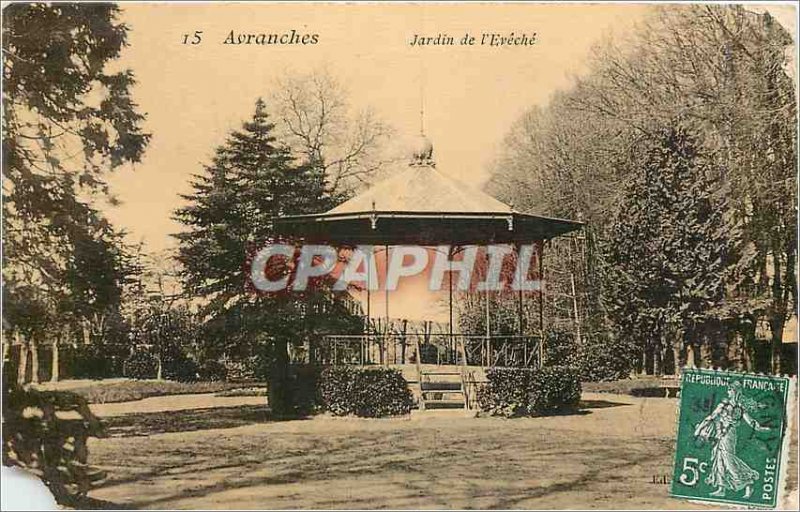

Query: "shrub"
<box><xmin>477</xmin><ymin>365</ymin><xmax>581</xmax><ymax>417</ymax></box>
<box><xmin>198</xmin><ymin>360</ymin><xmax>227</xmax><ymax>382</ymax></box>
<box><xmin>62</xmin><ymin>343</ymin><xmax>127</xmax><ymax>380</ymax></box>
<box><xmin>531</xmin><ymin>366</ymin><xmax>582</xmax><ymax>414</ymax></box>
<box><xmin>163</xmin><ymin>354</ymin><xmax>200</xmax><ymax>382</ymax></box>
<box><xmin>418</xmin><ymin>343</ymin><xmax>439</xmax><ymax>364</ymax></box>
<box><xmin>288</xmin><ymin>364</ymin><xmax>321</xmax><ymax>416</ymax></box>
<box><xmin>2</xmin><ymin>384</ymin><xmax>106</xmax><ymax>504</ymax></box>
<box><xmin>224</xmin><ymin>356</ymin><xmax>258</xmax><ymax>381</ymax></box>
<box><xmin>319</xmin><ymin>366</ymin><xmax>413</xmax><ymax>417</ymax></box>
<box><xmin>476</xmin><ymin>368</ymin><xmax>531</xmax><ymax>417</ymax></box>
<box><xmin>576</xmin><ymin>335</ymin><xmax>635</xmax><ymax>382</ymax></box>
<box><xmin>122</xmin><ymin>350</ymin><xmax>158</xmax><ymax>380</ymax></box>
<box><xmin>544</xmin><ymin>328</ymin><xmax>579</xmax><ymax>368</ymax></box>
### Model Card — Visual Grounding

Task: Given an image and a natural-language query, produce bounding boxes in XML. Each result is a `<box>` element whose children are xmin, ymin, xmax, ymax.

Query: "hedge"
<box><xmin>62</xmin><ymin>343</ymin><xmax>127</xmax><ymax>380</ymax></box>
<box><xmin>162</xmin><ymin>355</ymin><xmax>200</xmax><ymax>383</ymax></box>
<box><xmin>122</xmin><ymin>350</ymin><xmax>158</xmax><ymax>380</ymax></box>
<box><xmin>319</xmin><ymin>366</ymin><xmax>413</xmax><ymax>418</ymax></box>
<box><xmin>477</xmin><ymin>365</ymin><xmax>581</xmax><ymax>417</ymax></box>
<box><xmin>284</xmin><ymin>364</ymin><xmax>321</xmax><ymax>417</ymax></box>
<box><xmin>198</xmin><ymin>360</ymin><xmax>227</xmax><ymax>382</ymax></box>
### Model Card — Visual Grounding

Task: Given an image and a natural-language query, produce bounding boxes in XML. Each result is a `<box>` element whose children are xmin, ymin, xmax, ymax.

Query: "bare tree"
<box><xmin>270</xmin><ymin>69</ymin><xmax>396</xmax><ymax>195</ymax></box>
<box><xmin>487</xmin><ymin>4</ymin><xmax>796</xmax><ymax>375</ymax></box>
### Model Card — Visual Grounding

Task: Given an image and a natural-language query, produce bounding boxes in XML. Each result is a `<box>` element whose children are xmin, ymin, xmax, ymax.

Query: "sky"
<box><xmin>105</xmin><ymin>2</ymin><xmax>657</xmax><ymax>254</ymax></box>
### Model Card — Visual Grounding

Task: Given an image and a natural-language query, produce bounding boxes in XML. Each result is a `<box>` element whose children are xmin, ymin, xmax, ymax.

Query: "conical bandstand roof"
<box><xmin>273</xmin><ymin>138</ymin><xmax>582</xmax><ymax>245</ymax></box>
<box><xmin>327</xmin><ymin>163</ymin><xmax>512</xmax><ymax>215</ymax></box>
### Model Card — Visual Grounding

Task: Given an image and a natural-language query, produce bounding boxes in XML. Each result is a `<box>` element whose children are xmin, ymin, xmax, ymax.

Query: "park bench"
<box><xmin>659</xmin><ymin>376</ymin><xmax>681</xmax><ymax>398</ymax></box>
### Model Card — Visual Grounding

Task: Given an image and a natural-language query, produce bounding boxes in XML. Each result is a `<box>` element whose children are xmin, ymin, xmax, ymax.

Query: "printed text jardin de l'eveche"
<box><xmin>184</xmin><ymin>29</ymin><xmax>537</xmax><ymax>47</ymax></box>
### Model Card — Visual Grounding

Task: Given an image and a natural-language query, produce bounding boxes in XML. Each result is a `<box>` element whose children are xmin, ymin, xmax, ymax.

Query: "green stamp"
<box><xmin>670</xmin><ymin>368</ymin><xmax>792</xmax><ymax>508</ymax></box>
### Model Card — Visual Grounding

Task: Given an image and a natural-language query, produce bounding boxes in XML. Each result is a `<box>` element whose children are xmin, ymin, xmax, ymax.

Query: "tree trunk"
<box><xmin>635</xmin><ymin>348</ymin><xmax>644</xmax><ymax>375</ymax></box>
<box><xmin>672</xmin><ymin>343</ymin><xmax>681</xmax><ymax>375</ymax></box>
<box><xmin>82</xmin><ymin>321</ymin><xmax>91</xmax><ymax>345</ymax></box>
<box><xmin>401</xmin><ymin>319</ymin><xmax>408</xmax><ymax>364</ymax></box>
<box><xmin>2</xmin><ymin>332</ymin><xmax>10</xmax><ymax>363</ymax></box>
<box><xmin>710</xmin><ymin>325</ymin><xmax>729</xmax><ymax>369</ymax></box>
<box><xmin>728</xmin><ymin>331</ymin><xmax>747</xmax><ymax>372</ymax></box>
<box><xmin>654</xmin><ymin>343</ymin><xmax>663</xmax><ymax>376</ymax></box>
<box><xmin>30</xmin><ymin>339</ymin><xmax>39</xmax><ymax>384</ymax></box>
<box><xmin>308</xmin><ymin>337</ymin><xmax>316</xmax><ymax>365</ymax></box>
<box><xmin>769</xmin><ymin>239</ymin><xmax>787</xmax><ymax>375</ymax></box>
<box><xmin>739</xmin><ymin>317</ymin><xmax>756</xmax><ymax>372</ymax></box>
<box><xmin>268</xmin><ymin>337</ymin><xmax>292</xmax><ymax>419</ymax></box>
<box><xmin>644</xmin><ymin>345</ymin><xmax>654</xmax><ymax>375</ymax></box>
<box><xmin>770</xmin><ymin>318</ymin><xmax>783</xmax><ymax>375</ymax></box>
<box><xmin>699</xmin><ymin>341</ymin><xmax>712</xmax><ymax>368</ymax></box>
<box><xmin>17</xmin><ymin>332</ymin><xmax>28</xmax><ymax>385</ymax></box>
<box><xmin>51</xmin><ymin>337</ymin><xmax>60</xmax><ymax>382</ymax></box>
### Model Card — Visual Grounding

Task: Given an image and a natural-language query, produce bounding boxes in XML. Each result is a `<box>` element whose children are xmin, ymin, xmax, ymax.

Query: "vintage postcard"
<box><xmin>1</xmin><ymin>1</ymin><xmax>798</xmax><ymax>510</ymax></box>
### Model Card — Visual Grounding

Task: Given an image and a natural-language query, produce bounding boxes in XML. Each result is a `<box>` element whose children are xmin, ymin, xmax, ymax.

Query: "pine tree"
<box><xmin>174</xmin><ymin>99</ymin><xmax>356</xmax><ymax>416</ymax></box>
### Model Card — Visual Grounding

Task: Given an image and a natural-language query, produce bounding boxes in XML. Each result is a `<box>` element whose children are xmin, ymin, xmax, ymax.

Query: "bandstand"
<box><xmin>273</xmin><ymin>135</ymin><xmax>583</xmax><ymax>409</ymax></box>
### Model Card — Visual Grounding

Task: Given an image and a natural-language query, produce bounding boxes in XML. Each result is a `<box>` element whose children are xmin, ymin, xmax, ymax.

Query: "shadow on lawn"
<box><xmin>103</xmin><ymin>405</ymin><xmax>274</xmax><ymax>437</ymax></box>
<box><xmin>523</xmin><ymin>399</ymin><xmax>629</xmax><ymax>418</ymax></box>
<box><xmin>63</xmin><ymin>494</ymin><xmax>135</xmax><ymax>510</ymax></box>
<box><xmin>579</xmin><ymin>399</ymin><xmax>631</xmax><ymax>410</ymax></box>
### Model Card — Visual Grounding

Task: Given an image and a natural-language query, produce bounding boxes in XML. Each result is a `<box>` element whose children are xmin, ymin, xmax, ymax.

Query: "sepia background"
<box><xmin>2</xmin><ymin>2</ymin><xmax>798</xmax><ymax>510</ymax></box>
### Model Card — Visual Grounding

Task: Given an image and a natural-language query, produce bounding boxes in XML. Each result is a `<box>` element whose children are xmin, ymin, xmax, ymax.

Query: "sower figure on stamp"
<box><xmin>694</xmin><ymin>380</ymin><xmax>771</xmax><ymax>499</ymax></box>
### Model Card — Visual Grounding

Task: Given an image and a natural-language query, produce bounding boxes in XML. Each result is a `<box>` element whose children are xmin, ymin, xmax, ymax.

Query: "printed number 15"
<box><xmin>678</xmin><ymin>457</ymin><xmax>708</xmax><ymax>486</ymax></box>
<box><xmin>182</xmin><ymin>31</ymin><xmax>203</xmax><ymax>45</ymax></box>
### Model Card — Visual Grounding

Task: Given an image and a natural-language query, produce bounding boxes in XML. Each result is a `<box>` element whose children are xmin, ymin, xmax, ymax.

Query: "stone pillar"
<box><xmin>51</xmin><ymin>337</ymin><xmax>60</xmax><ymax>382</ymax></box>
<box><xmin>29</xmin><ymin>339</ymin><xmax>39</xmax><ymax>384</ymax></box>
<box><xmin>16</xmin><ymin>332</ymin><xmax>28</xmax><ymax>385</ymax></box>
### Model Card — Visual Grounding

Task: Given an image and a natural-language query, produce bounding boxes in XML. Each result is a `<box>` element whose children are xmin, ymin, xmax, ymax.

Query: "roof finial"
<box><xmin>410</xmin><ymin>59</ymin><xmax>434</xmax><ymax>167</ymax></box>
<box><xmin>409</xmin><ymin>134</ymin><xmax>434</xmax><ymax>167</ymax></box>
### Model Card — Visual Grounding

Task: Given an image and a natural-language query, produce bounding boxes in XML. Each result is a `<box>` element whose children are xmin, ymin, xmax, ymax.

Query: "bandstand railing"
<box><xmin>313</xmin><ymin>334</ymin><xmax>543</xmax><ymax>369</ymax></box>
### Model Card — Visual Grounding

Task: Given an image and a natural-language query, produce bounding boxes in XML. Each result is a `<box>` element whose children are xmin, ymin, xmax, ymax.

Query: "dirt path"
<box><xmin>84</xmin><ymin>392</ymin><xmax>800</xmax><ymax>509</ymax></box>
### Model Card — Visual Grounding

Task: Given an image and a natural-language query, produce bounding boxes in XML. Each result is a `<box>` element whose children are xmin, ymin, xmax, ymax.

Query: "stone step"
<box><xmin>421</xmin><ymin>374</ymin><xmax>462</xmax><ymax>384</ymax></box>
<box><xmin>422</xmin><ymin>390</ymin><xmax>464</xmax><ymax>401</ymax></box>
<box><xmin>424</xmin><ymin>399</ymin><xmax>466</xmax><ymax>409</ymax></box>
<box><xmin>421</xmin><ymin>381</ymin><xmax>461</xmax><ymax>391</ymax></box>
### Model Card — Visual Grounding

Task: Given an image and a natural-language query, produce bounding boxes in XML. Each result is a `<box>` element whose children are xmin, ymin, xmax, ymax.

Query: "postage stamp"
<box><xmin>670</xmin><ymin>368</ymin><xmax>794</xmax><ymax>508</ymax></box>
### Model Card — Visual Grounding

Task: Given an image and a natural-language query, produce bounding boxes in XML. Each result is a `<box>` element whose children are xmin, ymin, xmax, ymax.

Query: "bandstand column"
<box><xmin>539</xmin><ymin>240</ymin><xmax>546</xmax><ymax>365</ymax></box>
<box><xmin>384</xmin><ymin>244</ymin><xmax>389</xmax><ymax>365</ymax></box>
<box><xmin>365</xmin><ymin>247</ymin><xmax>371</xmax><ymax>364</ymax></box>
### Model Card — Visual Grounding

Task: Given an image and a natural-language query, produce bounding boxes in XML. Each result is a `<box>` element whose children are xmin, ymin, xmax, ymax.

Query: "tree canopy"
<box><xmin>485</xmin><ymin>5</ymin><xmax>795</xmax><ymax>375</ymax></box>
<box><xmin>2</xmin><ymin>3</ymin><xmax>150</xmax><ymax>336</ymax></box>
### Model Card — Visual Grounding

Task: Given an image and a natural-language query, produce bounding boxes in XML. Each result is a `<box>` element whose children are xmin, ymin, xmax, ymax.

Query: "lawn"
<box><xmin>81</xmin><ymin>391</ymin><xmax>797</xmax><ymax>510</ymax></box>
<box><xmin>581</xmin><ymin>375</ymin><xmax>676</xmax><ymax>395</ymax></box>
<box><xmin>33</xmin><ymin>379</ymin><xmax>265</xmax><ymax>404</ymax></box>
